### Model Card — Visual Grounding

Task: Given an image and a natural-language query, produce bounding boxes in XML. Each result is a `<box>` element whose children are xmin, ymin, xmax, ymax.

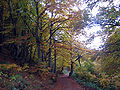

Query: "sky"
<box><xmin>76</xmin><ymin>25</ymin><xmax>104</xmax><ymax>50</ymax></box>
<box><xmin>75</xmin><ymin>0</ymin><xmax>120</xmax><ymax>50</ymax></box>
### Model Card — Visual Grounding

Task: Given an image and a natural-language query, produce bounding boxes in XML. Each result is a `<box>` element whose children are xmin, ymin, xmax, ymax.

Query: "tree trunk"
<box><xmin>8</xmin><ymin>0</ymin><xmax>17</xmax><ymax>36</ymax></box>
<box><xmin>41</xmin><ymin>50</ymin><xmax>44</xmax><ymax>62</ymax></box>
<box><xmin>35</xmin><ymin>2</ymin><xmax>41</xmax><ymax>63</ymax></box>
<box><xmin>0</xmin><ymin>5</ymin><xmax>3</xmax><ymax>51</ymax></box>
<box><xmin>69</xmin><ymin>40</ymin><xmax>73</xmax><ymax>77</ymax></box>
<box><xmin>48</xmin><ymin>28</ymin><xmax>52</xmax><ymax>67</ymax></box>
<box><xmin>48</xmin><ymin>12</ymin><xmax>53</xmax><ymax>68</ymax></box>
<box><xmin>69</xmin><ymin>61</ymin><xmax>73</xmax><ymax>77</ymax></box>
<box><xmin>53</xmin><ymin>39</ymin><xmax>57</xmax><ymax>73</ymax></box>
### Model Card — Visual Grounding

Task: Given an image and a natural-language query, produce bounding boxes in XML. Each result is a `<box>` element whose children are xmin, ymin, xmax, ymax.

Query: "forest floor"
<box><xmin>0</xmin><ymin>52</ymin><xmax>96</xmax><ymax>90</ymax></box>
<box><xmin>49</xmin><ymin>74</ymin><xmax>96</xmax><ymax>90</ymax></box>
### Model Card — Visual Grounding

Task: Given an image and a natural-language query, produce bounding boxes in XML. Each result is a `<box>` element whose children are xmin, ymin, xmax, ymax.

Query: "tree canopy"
<box><xmin>0</xmin><ymin>0</ymin><xmax>120</xmax><ymax>90</ymax></box>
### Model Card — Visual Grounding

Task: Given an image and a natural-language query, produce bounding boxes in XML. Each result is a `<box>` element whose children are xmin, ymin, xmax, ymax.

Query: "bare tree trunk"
<box><xmin>0</xmin><ymin>5</ymin><xmax>4</xmax><ymax>51</ymax></box>
<box><xmin>69</xmin><ymin>39</ymin><xmax>73</xmax><ymax>77</ymax></box>
<box><xmin>48</xmin><ymin>27</ymin><xmax>52</xmax><ymax>67</ymax></box>
<box><xmin>41</xmin><ymin>49</ymin><xmax>44</xmax><ymax>62</ymax></box>
<box><xmin>48</xmin><ymin>12</ymin><xmax>53</xmax><ymax>68</ymax></box>
<box><xmin>53</xmin><ymin>39</ymin><xmax>57</xmax><ymax>73</ymax></box>
<box><xmin>69</xmin><ymin>61</ymin><xmax>73</xmax><ymax>77</ymax></box>
<box><xmin>8</xmin><ymin>0</ymin><xmax>17</xmax><ymax>36</ymax></box>
<box><xmin>35</xmin><ymin>1</ymin><xmax>41</xmax><ymax>63</ymax></box>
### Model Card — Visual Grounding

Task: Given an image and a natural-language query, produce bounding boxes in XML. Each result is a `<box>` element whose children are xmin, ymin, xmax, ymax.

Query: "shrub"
<box><xmin>72</xmin><ymin>70</ymin><xmax>116</xmax><ymax>90</ymax></box>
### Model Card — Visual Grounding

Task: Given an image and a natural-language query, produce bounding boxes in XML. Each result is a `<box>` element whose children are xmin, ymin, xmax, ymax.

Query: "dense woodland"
<box><xmin>0</xmin><ymin>0</ymin><xmax>120</xmax><ymax>90</ymax></box>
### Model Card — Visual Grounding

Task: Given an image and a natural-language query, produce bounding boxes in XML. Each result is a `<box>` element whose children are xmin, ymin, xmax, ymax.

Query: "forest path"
<box><xmin>49</xmin><ymin>74</ymin><xmax>96</xmax><ymax>90</ymax></box>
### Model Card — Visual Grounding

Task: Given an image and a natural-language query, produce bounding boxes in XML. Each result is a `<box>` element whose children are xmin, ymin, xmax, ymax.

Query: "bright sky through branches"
<box><xmin>75</xmin><ymin>0</ymin><xmax>120</xmax><ymax>50</ymax></box>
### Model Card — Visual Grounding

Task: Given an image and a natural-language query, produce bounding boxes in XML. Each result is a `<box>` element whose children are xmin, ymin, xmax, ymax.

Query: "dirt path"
<box><xmin>49</xmin><ymin>74</ymin><xmax>96</xmax><ymax>90</ymax></box>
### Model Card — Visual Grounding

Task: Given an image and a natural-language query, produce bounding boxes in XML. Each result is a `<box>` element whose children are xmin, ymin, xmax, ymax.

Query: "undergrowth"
<box><xmin>0</xmin><ymin>63</ymin><xmax>56</xmax><ymax>90</ymax></box>
<box><xmin>71</xmin><ymin>72</ymin><xmax>116</xmax><ymax>90</ymax></box>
